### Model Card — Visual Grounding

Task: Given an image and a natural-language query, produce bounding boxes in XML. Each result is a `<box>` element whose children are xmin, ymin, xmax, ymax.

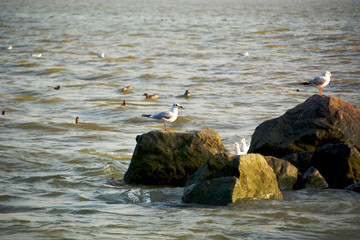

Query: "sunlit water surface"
<box><xmin>1</xmin><ymin>0</ymin><xmax>360</xmax><ymax>239</ymax></box>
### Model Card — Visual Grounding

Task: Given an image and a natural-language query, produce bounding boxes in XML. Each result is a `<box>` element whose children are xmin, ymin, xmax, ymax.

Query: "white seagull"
<box><xmin>232</xmin><ymin>138</ymin><xmax>249</xmax><ymax>155</ymax></box>
<box><xmin>303</xmin><ymin>71</ymin><xmax>333</xmax><ymax>95</ymax></box>
<box><xmin>98</xmin><ymin>52</ymin><xmax>105</xmax><ymax>58</ymax></box>
<box><xmin>142</xmin><ymin>103</ymin><xmax>183</xmax><ymax>131</ymax></box>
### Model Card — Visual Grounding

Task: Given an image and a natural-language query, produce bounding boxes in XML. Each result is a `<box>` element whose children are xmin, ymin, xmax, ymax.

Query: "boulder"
<box><xmin>123</xmin><ymin>128</ymin><xmax>229</xmax><ymax>186</ymax></box>
<box><xmin>183</xmin><ymin>154</ymin><xmax>283</xmax><ymax>206</ymax></box>
<box><xmin>183</xmin><ymin>177</ymin><xmax>242</xmax><ymax>206</ymax></box>
<box><xmin>264</xmin><ymin>156</ymin><xmax>298</xmax><ymax>190</ymax></box>
<box><xmin>299</xmin><ymin>167</ymin><xmax>329</xmax><ymax>189</ymax></box>
<box><xmin>249</xmin><ymin>95</ymin><xmax>360</xmax><ymax>158</ymax></box>
<box><xmin>185</xmin><ymin>152</ymin><xmax>234</xmax><ymax>187</ymax></box>
<box><xmin>284</xmin><ymin>143</ymin><xmax>360</xmax><ymax>188</ymax></box>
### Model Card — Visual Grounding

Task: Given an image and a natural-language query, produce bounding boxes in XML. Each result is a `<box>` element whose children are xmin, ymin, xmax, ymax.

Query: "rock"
<box><xmin>345</xmin><ymin>182</ymin><xmax>360</xmax><ymax>193</ymax></box>
<box><xmin>123</xmin><ymin>128</ymin><xmax>229</xmax><ymax>186</ymax></box>
<box><xmin>249</xmin><ymin>95</ymin><xmax>360</xmax><ymax>158</ymax></box>
<box><xmin>284</xmin><ymin>143</ymin><xmax>360</xmax><ymax>188</ymax></box>
<box><xmin>185</xmin><ymin>152</ymin><xmax>234</xmax><ymax>187</ymax></box>
<box><xmin>264</xmin><ymin>156</ymin><xmax>298</xmax><ymax>190</ymax></box>
<box><xmin>300</xmin><ymin>167</ymin><xmax>329</xmax><ymax>189</ymax></box>
<box><xmin>183</xmin><ymin>177</ymin><xmax>242</xmax><ymax>206</ymax></box>
<box><xmin>183</xmin><ymin>154</ymin><xmax>283</xmax><ymax>206</ymax></box>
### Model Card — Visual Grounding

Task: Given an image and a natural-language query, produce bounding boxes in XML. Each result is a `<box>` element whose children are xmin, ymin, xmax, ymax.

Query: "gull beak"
<box><xmin>179</xmin><ymin>105</ymin><xmax>184</xmax><ymax>109</ymax></box>
<box><xmin>331</xmin><ymin>74</ymin><xmax>334</xmax><ymax>77</ymax></box>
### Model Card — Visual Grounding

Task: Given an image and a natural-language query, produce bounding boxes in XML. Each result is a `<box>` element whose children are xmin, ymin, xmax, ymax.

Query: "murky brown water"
<box><xmin>1</xmin><ymin>0</ymin><xmax>360</xmax><ymax>239</ymax></box>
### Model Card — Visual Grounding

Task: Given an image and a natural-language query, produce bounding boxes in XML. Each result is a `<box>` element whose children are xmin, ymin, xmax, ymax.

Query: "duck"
<box><xmin>122</xmin><ymin>85</ymin><xmax>132</xmax><ymax>92</ymax></box>
<box><xmin>143</xmin><ymin>93</ymin><xmax>159</xmax><ymax>99</ymax></box>
<box><xmin>183</xmin><ymin>90</ymin><xmax>192</xmax><ymax>97</ymax></box>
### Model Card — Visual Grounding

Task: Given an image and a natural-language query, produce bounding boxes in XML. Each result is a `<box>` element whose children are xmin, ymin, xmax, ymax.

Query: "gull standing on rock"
<box><xmin>142</xmin><ymin>103</ymin><xmax>183</xmax><ymax>131</ymax></box>
<box><xmin>303</xmin><ymin>71</ymin><xmax>333</xmax><ymax>95</ymax></box>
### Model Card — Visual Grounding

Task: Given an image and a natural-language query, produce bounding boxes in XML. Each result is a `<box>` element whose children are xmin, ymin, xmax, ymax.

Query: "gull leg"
<box><xmin>164</xmin><ymin>122</ymin><xmax>167</xmax><ymax>131</ymax></box>
<box><xmin>319</xmin><ymin>87</ymin><xmax>322</xmax><ymax>95</ymax></box>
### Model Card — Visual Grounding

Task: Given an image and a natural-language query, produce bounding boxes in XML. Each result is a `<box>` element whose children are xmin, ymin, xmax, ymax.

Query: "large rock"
<box><xmin>123</xmin><ymin>128</ymin><xmax>229</xmax><ymax>186</ymax></box>
<box><xmin>264</xmin><ymin>156</ymin><xmax>298</xmax><ymax>190</ymax></box>
<box><xmin>183</xmin><ymin>154</ymin><xmax>283</xmax><ymax>206</ymax></box>
<box><xmin>249</xmin><ymin>95</ymin><xmax>360</xmax><ymax>158</ymax></box>
<box><xmin>284</xmin><ymin>143</ymin><xmax>360</xmax><ymax>188</ymax></box>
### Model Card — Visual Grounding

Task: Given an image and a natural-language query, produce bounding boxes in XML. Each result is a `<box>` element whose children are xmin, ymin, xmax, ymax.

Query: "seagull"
<box><xmin>239</xmin><ymin>138</ymin><xmax>249</xmax><ymax>153</ymax></box>
<box><xmin>231</xmin><ymin>138</ymin><xmax>249</xmax><ymax>155</ymax></box>
<box><xmin>143</xmin><ymin>93</ymin><xmax>159</xmax><ymax>99</ymax></box>
<box><xmin>239</xmin><ymin>52</ymin><xmax>249</xmax><ymax>56</ymax></box>
<box><xmin>98</xmin><ymin>52</ymin><xmax>105</xmax><ymax>58</ymax></box>
<box><xmin>303</xmin><ymin>71</ymin><xmax>333</xmax><ymax>95</ymax></box>
<box><xmin>32</xmin><ymin>53</ymin><xmax>42</xmax><ymax>57</ymax></box>
<box><xmin>8</xmin><ymin>45</ymin><xmax>13</xmax><ymax>50</ymax></box>
<box><xmin>142</xmin><ymin>103</ymin><xmax>183</xmax><ymax>130</ymax></box>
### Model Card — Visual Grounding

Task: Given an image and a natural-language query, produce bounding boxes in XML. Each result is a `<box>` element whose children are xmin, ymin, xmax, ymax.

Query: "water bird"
<box><xmin>75</xmin><ymin>116</ymin><xmax>80</xmax><ymax>124</ymax></box>
<box><xmin>142</xmin><ymin>103</ymin><xmax>183</xmax><ymax>131</ymax></box>
<box><xmin>32</xmin><ymin>53</ymin><xmax>42</xmax><ymax>57</ymax></box>
<box><xmin>122</xmin><ymin>100</ymin><xmax>127</xmax><ymax>106</ymax></box>
<box><xmin>232</xmin><ymin>138</ymin><xmax>249</xmax><ymax>155</ymax></box>
<box><xmin>8</xmin><ymin>45</ymin><xmax>12</xmax><ymax>50</ymax></box>
<box><xmin>2</xmin><ymin>110</ymin><xmax>6</xmax><ymax>115</ymax></box>
<box><xmin>183</xmin><ymin>90</ymin><xmax>192</xmax><ymax>97</ymax></box>
<box><xmin>303</xmin><ymin>71</ymin><xmax>333</xmax><ymax>95</ymax></box>
<box><xmin>54</xmin><ymin>85</ymin><xmax>61</xmax><ymax>90</ymax></box>
<box><xmin>98</xmin><ymin>52</ymin><xmax>105</xmax><ymax>58</ymax></box>
<box><xmin>122</xmin><ymin>85</ymin><xmax>132</xmax><ymax>92</ymax></box>
<box><xmin>143</xmin><ymin>93</ymin><xmax>159</xmax><ymax>99</ymax></box>
<box><xmin>239</xmin><ymin>52</ymin><xmax>249</xmax><ymax>56</ymax></box>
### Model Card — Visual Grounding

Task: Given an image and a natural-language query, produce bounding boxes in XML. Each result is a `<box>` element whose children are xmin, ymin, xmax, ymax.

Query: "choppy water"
<box><xmin>1</xmin><ymin>0</ymin><xmax>360</xmax><ymax>239</ymax></box>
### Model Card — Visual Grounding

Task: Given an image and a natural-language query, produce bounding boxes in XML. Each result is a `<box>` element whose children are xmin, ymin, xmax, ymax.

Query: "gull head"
<box><xmin>172</xmin><ymin>103</ymin><xmax>183</xmax><ymax>109</ymax></box>
<box><xmin>323</xmin><ymin>71</ymin><xmax>333</xmax><ymax>78</ymax></box>
<box><xmin>232</xmin><ymin>143</ymin><xmax>239</xmax><ymax>148</ymax></box>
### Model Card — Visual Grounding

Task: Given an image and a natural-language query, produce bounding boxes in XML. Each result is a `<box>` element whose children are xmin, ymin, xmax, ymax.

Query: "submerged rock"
<box><xmin>249</xmin><ymin>95</ymin><xmax>360</xmax><ymax>158</ymax></box>
<box><xmin>345</xmin><ymin>182</ymin><xmax>360</xmax><ymax>193</ymax></box>
<box><xmin>183</xmin><ymin>154</ymin><xmax>283</xmax><ymax>206</ymax></box>
<box><xmin>123</xmin><ymin>128</ymin><xmax>229</xmax><ymax>186</ymax></box>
